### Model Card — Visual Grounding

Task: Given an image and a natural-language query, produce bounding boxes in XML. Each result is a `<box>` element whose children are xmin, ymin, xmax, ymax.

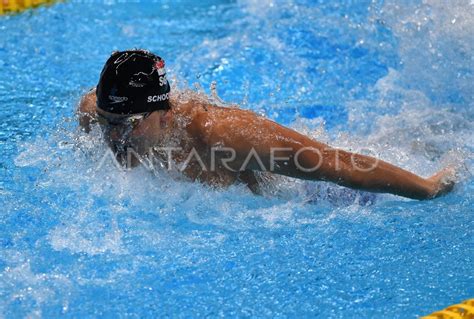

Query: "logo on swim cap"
<box><xmin>109</xmin><ymin>95</ymin><xmax>129</xmax><ymax>104</ymax></box>
<box><xmin>155</xmin><ymin>60</ymin><xmax>166</xmax><ymax>76</ymax></box>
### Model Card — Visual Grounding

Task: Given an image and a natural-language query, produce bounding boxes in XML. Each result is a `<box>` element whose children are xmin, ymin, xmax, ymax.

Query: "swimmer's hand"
<box><xmin>427</xmin><ymin>166</ymin><xmax>457</xmax><ymax>199</ymax></box>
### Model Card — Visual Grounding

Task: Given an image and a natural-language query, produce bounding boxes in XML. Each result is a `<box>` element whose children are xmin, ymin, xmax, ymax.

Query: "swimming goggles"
<box><xmin>96</xmin><ymin>111</ymin><xmax>151</xmax><ymax>129</ymax></box>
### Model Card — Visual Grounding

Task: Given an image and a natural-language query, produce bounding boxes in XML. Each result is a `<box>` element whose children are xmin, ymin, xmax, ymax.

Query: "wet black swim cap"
<box><xmin>96</xmin><ymin>49</ymin><xmax>171</xmax><ymax>115</ymax></box>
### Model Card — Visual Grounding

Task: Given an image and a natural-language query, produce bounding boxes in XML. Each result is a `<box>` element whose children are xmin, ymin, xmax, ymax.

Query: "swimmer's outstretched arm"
<box><xmin>201</xmin><ymin>107</ymin><xmax>455</xmax><ymax>200</ymax></box>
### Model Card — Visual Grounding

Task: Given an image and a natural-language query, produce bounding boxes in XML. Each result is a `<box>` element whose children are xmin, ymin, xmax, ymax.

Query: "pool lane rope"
<box><xmin>422</xmin><ymin>299</ymin><xmax>474</xmax><ymax>319</ymax></box>
<box><xmin>0</xmin><ymin>0</ymin><xmax>57</xmax><ymax>15</ymax></box>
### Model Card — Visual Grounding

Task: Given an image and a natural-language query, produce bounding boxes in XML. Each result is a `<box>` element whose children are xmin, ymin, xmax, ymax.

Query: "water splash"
<box><xmin>1</xmin><ymin>0</ymin><xmax>473</xmax><ymax>317</ymax></box>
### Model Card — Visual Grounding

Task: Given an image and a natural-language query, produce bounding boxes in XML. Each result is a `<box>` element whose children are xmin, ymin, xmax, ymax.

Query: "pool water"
<box><xmin>1</xmin><ymin>0</ymin><xmax>473</xmax><ymax>317</ymax></box>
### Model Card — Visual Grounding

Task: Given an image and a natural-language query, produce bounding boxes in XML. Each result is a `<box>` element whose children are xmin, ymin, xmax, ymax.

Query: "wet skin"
<box><xmin>78</xmin><ymin>89</ymin><xmax>455</xmax><ymax>200</ymax></box>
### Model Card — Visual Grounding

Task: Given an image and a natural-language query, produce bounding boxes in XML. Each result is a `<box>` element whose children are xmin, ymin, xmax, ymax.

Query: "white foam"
<box><xmin>373</xmin><ymin>0</ymin><xmax>474</xmax><ymax>104</ymax></box>
<box><xmin>0</xmin><ymin>257</ymin><xmax>72</xmax><ymax>317</ymax></box>
<box><xmin>48</xmin><ymin>212</ymin><xmax>125</xmax><ymax>255</ymax></box>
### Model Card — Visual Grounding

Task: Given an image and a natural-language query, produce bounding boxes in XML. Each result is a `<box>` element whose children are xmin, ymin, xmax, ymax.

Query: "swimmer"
<box><xmin>78</xmin><ymin>49</ymin><xmax>456</xmax><ymax>200</ymax></box>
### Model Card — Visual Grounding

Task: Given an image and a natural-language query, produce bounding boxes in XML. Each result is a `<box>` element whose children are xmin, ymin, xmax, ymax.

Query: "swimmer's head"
<box><xmin>96</xmin><ymin>49</ymin><xmax>171</xmax><ymax>115</ymax></box>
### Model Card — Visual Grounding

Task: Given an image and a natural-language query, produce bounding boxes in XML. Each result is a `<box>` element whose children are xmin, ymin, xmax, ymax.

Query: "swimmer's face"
<box><xmin>97</xmin><ymin>108</ymin><xmax>168</xmax><ymax>166</ymax></box>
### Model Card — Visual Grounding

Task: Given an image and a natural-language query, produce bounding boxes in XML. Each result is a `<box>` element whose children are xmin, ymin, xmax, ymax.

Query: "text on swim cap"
<box><xmin>159</xmin><ymin>76</ymin><xmax>167</xmax><ymax>86</ymax></box>
<box><xmin>147</xmin><ymin>93</ymin><xmax>169</xmax><ymax>103</ymax></box>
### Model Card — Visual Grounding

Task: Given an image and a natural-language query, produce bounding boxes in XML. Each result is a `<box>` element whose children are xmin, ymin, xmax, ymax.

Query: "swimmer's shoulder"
<box><xmin>169</xmin><ymin>90</ymin><xmax>264</xmax><ymax>138</ymax></box>
<box><xmin>77</xmin><ymin>88</ymin><xmax>97</xmax><ymax>132</ymax></box>
<box><xmin>169</xmin><ymin>92</ymin><xmax>220</xmax><ymax>127</ymax></box>
<box><xmin>78</xmin><ymin>88</ymin><xmax>97</xmax><ymax>115</ymax></box>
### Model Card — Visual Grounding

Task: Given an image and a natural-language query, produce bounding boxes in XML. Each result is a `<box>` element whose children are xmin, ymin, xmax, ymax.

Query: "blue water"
<box><xmin>1</xmin><ymin>0</ymin><xmax>473</xmax><ymax>317</ymax></box>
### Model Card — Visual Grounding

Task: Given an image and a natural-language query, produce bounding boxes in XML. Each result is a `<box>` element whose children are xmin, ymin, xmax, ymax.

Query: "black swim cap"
<box><xmin>96</xmin><ymin>49</ymin><xmax>171</xmax><ymax>115</ymax></box>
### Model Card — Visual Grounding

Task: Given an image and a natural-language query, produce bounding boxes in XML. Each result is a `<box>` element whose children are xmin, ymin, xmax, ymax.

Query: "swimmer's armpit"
<box><xmin>77</xmin><ymin>88</ymin><xmax>98</xmax><ymax>133</ymax></box>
